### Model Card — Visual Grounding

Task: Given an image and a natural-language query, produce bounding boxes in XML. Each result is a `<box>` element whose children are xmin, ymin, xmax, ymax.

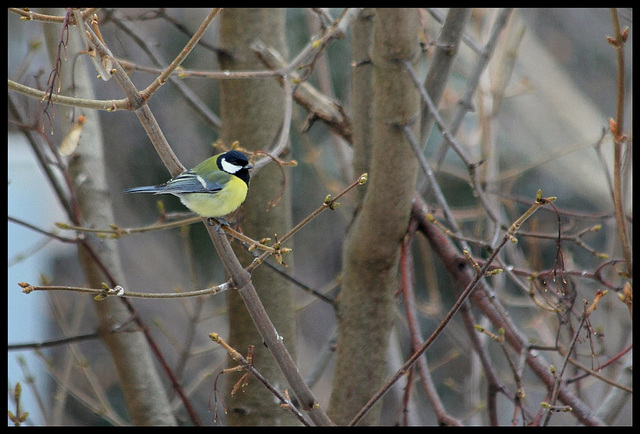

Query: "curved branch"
<box><xmin>8</xmin><ymin>79</ymin><xmax>127</xmax><ymax>111</ymax></box>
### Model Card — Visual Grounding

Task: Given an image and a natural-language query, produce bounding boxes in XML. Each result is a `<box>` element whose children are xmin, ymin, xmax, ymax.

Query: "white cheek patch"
<box><xmin>220</xmin><ymin>159</ymin><xmax>241</xmax><ymax>174</ymax></box>
<box><xmin>196</xmin><ymin>174</ymin><xmax>208</xmax><ymax>189</ymax></box>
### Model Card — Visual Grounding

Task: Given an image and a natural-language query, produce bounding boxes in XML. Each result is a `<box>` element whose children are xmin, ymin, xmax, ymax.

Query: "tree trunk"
<box><xmin>42</xmin><ymin>8</ymin><xmax>175</xmax><ymax>425</ymax></box>
<box><xmin>218</xmin><ymin>8</ymin><xmax>298</xmax><ymax>425</ymax></box>
<box><xmin>328</xmin><ymin>8</ymin><xmax>420</xmax><ymax>425</ymax></box>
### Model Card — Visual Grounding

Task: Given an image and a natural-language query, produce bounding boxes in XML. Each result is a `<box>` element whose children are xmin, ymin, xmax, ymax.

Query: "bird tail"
<box><xmin>123</xmin><ymin>185</ymin><xmax>164</xmax><ymax>194</ymax></box>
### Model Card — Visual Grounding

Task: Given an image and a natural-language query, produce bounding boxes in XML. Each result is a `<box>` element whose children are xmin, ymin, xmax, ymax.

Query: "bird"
<box><xmin>124</xmin><ymin>150</ymin><xmax>252</xmax><ymax>224</ymax></box>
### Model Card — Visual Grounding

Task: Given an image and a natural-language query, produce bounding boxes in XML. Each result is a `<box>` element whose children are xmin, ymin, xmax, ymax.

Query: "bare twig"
<box><xmin>141</xmin><ymin>8</ymin><xmax>221</xmax><ymax>98</ymax></box>
<box><xmin>8</xmin><ymin>78</ymin><xmax>127</xmax><ymax>111</ymax></box>
<box><xmin>251</xmin><ymin>39</ymin><xmax>352</xmax><ymax>143</ymax></box>
<box><xmin>105</xmin><ymin>9</ymin><xmax>221</xmax><ymax>130</ymax></box>
<box><xmin>350</xmin><ymin>187</ymin><xmax>609</xmax><ymax>426</ymax></box>
<box><xmin>19</xmin><ymin>281</ymin><xmax>231</xmax><ymax>299</ymax></box>
<box><xmin>400</xmin><ymin>221</ymin><xmax>463</xmax><ymax>426</ymax></box>
<box><xmin>607</xmin><ymin>8</ymin><xmax>632</xmax><ymax>279</ymax></box>
<box><xmin>402</xmin><ymin>65</ymin><xmax>503</xmax><ymax>231</ymax></box>
<box><xmin>245</xmin><ymin>172</ymin><xmax>367</xmax><ymax>274</ymax></box>
<box><xmin>209</xmin><ymin>333</ymin><xmax>311</xmax><ymax>426</ymax></box>
<box><xmin>433</xmin><ymin>8</ymin><xmax>513</xmax><ymax>168</ymax></box>
<box><xmin>8</xmin><ymin>7</ymin><xmax>99</xmax><ymax>23</ymax></box>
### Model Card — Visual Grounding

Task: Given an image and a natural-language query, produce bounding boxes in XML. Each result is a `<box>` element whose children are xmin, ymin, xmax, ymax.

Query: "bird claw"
<box><xmin>206</xmin><ymin>217</ymin><xmax>230</xmax><ymax>233</ymax></box>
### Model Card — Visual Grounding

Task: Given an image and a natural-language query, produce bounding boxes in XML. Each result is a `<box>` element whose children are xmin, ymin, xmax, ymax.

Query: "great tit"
<box><xmin>124</xmin><ymin>150</ymin><xmax>252</xmax><ymax>219</ymax></box>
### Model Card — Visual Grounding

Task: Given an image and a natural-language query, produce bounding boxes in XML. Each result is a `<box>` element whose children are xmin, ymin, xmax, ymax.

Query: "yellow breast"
<box><xmin>178</xmin><ymin>176</ymin><xmax>248</xmax><ymax>218</ymax></box>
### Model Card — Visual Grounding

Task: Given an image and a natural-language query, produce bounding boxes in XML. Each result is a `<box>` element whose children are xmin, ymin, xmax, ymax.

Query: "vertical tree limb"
<box><xmin>328</xmin><ymin>8</ymin><xmax>420</xmax><ymax>425</ymax></box>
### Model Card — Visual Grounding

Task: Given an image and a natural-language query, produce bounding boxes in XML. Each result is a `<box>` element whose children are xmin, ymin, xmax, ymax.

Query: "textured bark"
<box><xmin>218</xmin><ymin>8</ymin><xmax>297</xmax><ymax>426</ymax></box>
<box><xmin>42</xmin><ymin>8</ymin><xmax>175</xmax><ymax>425</ymax></box>
<box><xmin>327</xmin><ymin>8</ymin><xmax>420</xmax><ymax>425</ymax></box>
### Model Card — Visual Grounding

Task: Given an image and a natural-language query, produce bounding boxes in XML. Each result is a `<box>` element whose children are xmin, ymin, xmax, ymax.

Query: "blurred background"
<box><xmin>8</xmin><ymin>8</ymin><xmax>632</xmax><ymax>425</ymax></box>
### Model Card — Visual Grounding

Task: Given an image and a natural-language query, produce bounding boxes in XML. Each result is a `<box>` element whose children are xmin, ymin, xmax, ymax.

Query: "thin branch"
<box><xmin>251</xmin><ymin>39</ymin><xmax>352</xmax><ymax>143</ymax></box>
<box><xmin>433</xmin><ymin>8</ymin><xmax>513</xmax><ymax>168</ymax></box>
<box><xmin>9</xmin><ymin>332</ymin><xmax>100</xmax><ymax>351</ymax></box>
<box><xmin>414</xmin><ymin>196</ymin><xmax>607</xmax><ymax>426</ymax></box>
<box><xmin>8</xmin><ymin>7</ymin><xmax>99</xmax><ymax>23</ymax></box>
<box><xmin>419</xmin><ymin>8</ymin><xmax>471</xmax><ymax>146</ymax></box>
<box><xmin>608</xmin><ymin>8</ymin><xmax>632</xmax><ymax>279</ymax></box>
<box><xmin>403</xmin><ymin>124</ymin><xmax>469</xmax><ymax>250</ymax></box>
<box><xmin>350</xmin><ymin>190</ymin><xmax>553</xmax><ymax>425</ymax></box>
<box><xmin>19</xmin><ymin>281</ymin><xmax>232</xmax><ymax>299</ymax></box>
<box><xmin>32</xmin><ymin>350</ymin><xmax>126</xmax><ymax>425</ymax></box>
<box><xmin>400</xmin><ymin>221</ymin><xmax>463</xmax><ymax>426</ymax></box>
<box><xmin>141</xmin><ymin>8</ymin><xmax>221</xmax><ymax>98</ymax></box>
<box><xmin>8</xmin><ymin>79</ymin><xmax>127</xmax><ymax>111</ymax></box>
<box><xmin>426</xmin><ymin>8</ymin><xmax>483</xmax><ymax>54</ymax></box>
<box><xmin>541</xmin><ymin>306</ymin><xmax>587</xmax><ymax>426</ymax></box>
<box><xmin>245</xmin><ymin>172</ymin><xmax>367</xmax><ymax>274</ymax></box>
<box><xmin>401</xmin><ymin>68</ymin><xmax>503</xmax><ymax>231</ymax></box>
<box><xmin>209</xmin><ymin>333</ymin><xmax>312</xmax><ymax>426</ymax></box>
<box><xmin>105</xmin><ymin>9</ymin><xmax>221</xmax><ymax>130</ymax></box>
